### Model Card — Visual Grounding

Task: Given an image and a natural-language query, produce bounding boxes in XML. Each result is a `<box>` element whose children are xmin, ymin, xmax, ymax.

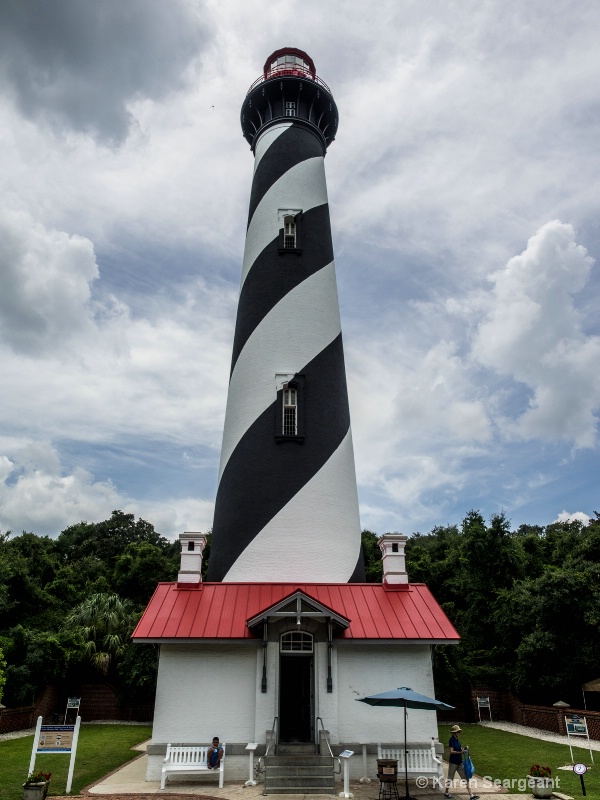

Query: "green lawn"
<box><xmin>0</xmin><ymin>724</ymin><xmax>152</xmax><ymax>800</ymax></box>
<box><xmin>439</xmin><ymin>723</ymin><xmax>597</xmax><ymax>796</ymax></box>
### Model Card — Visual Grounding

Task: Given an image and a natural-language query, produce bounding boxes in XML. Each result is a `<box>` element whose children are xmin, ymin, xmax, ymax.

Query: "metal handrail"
<box><xmin>256</xmin><ymin>716</ymin><xmax>278</xmax><ymax>777</ymax></box>
<box><xmin>316</xmin><ymin>716</ymin><xmax>341</xmax><ymax>774</ymax></box>
<box><xmin>247</xmin><ymin>71</ymin><xmax>333</xmax><ymax>96</ymax></box>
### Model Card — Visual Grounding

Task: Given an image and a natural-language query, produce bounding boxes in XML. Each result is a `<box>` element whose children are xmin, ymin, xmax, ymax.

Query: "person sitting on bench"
<box><xmin>207</xmin><ymin>737</ymin><xmax>223</xmax><ymax>769</ymax></box>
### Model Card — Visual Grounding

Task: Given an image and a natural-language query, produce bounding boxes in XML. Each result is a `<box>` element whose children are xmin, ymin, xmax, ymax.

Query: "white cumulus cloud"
<box><xmin>555</xmin><ymin>510</ymin><xmax>591</xmax><ymax>526</ymax></box>
<box><xmin>0</xmin><ymin>208</ymin><xmax>99</xmax><ymax>354</ymax></box>
<box><xmin>471</xmin><ymin>220</ymin><xmax>600</xmax><ymax>447</ymax></box>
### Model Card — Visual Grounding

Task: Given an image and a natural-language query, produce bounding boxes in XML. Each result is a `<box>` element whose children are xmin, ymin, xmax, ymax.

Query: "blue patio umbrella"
<box><xmin>357</xmin><ymin>687</ymin><xmax>454</xmax><ymax>800</ymax></box>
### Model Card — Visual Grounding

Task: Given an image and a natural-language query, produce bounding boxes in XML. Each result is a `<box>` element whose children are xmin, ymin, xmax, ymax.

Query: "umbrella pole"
<box><xmin>403</xmin><ymin>701</ymin><xmax>410</xmax><ymax>800</ymax></box>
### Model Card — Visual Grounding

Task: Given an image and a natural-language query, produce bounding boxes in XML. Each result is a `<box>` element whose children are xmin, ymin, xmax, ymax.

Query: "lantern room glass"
<box><xmin>267</xmin><ymin>53</ymin><xmax>313</xmax><ymax>79</ymax></box>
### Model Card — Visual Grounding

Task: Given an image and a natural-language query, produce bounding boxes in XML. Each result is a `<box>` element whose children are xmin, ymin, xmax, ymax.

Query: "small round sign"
<box><xmin>574</xmin><ymin>763</ymin><xmax>587</xmax><ymax>775</ymax></box>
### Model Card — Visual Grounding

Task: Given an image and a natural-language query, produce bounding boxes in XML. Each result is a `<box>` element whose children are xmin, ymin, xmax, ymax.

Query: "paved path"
<box><xmin>479</xmin><ymin>720</ymin><xmax>600</xmax><ymax>751</ymax></box>
<box><xmin>0</xmin><ymin>726</ymin><xmax>36</xmax><ymax>741</ymax></box>
<box><xmin>86</xmin><ymin>744</ymin><xmax>515</xmax><ymax>799</ymax></box>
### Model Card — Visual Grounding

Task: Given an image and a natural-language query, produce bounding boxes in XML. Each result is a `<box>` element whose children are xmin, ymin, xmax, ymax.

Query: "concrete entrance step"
<box><xmin>266</xmin><ymin>767</ymin><xmax>334</xmax><ymax>778</ymax></box>
<box><xmin>276</xmin><ymin>743</ymin><xmax>318</xmax><ymax>754</ymax></box>
<box><xmin>264</xmin><ymin>754</ymin><xmax>335</xmax><ymax>795</ymax></box>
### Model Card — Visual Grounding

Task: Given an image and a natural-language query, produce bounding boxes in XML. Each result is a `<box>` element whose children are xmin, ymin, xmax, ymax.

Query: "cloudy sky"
<box><xmin>1</xmin><ymin>0</ymin><xmax>599</xmax><ymax>540</ymax></box>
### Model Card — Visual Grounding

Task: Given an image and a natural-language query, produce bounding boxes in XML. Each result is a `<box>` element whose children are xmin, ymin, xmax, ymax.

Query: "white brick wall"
<box><xmin>153</xmin><ymin>643</ymin><xmax>258</xmax><ymax>742</ymax></box>
<box><xmin>147</xmin><ymin>643</ymin><xmax>258</xmax><ymax>779</ymax></box>
<box><xmin>336</xmin><ymin>644</ymin><xmax>437</xmax><ymax>743</ymax></box>
<box><xmin>315</xmin><ymin>642</ymin><xmax>339</xmax><ymax>741</ymax></box>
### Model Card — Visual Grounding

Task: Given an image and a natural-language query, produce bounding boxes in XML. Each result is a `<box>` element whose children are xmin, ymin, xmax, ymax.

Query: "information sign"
<box><xmin>38</xmin><ymin>725</ymin><xmax>75</xmax><ymax>752</ymax></box>
<box><xmin>565</xmin><ymin>715</ymin><xmax>594</xmax><ymax>764</ymax></box>
<box><xmin>64</xmin><ymin>697</ymin><xmax>80</xmax><ymax>723</ymax></box>
<box><xmin>29</xmin><ymin>716</ymin><xmax>81</xmax><ymax>793</ymax></box>
<box><xmin>338</xmin><ymin>750</ymin><xmax>354</xmax><ymax>799</ymax></box>
<box><xmin>477</xmin><ymin>695</ymin><xmax>492</xmax><ymax>721</ymax></box>
<box><xmin>566</xmin><ymin>714</ymin><xmax>587</xmax><ymax>735</ymax></box>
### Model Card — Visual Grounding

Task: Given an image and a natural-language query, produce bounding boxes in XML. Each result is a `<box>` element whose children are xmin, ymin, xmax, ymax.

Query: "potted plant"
<box><xmin>528</xmin><ymin>765</ymin><xmax>553</xmax><ymax>799</ymax></box>
<box><xmin>23</xmin><ymin>771</ymin><xmax>51</xmax><ymax>800</ymax></box>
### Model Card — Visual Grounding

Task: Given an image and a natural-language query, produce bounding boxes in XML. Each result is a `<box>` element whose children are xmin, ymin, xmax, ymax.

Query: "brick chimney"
<box><xmin>378</xmin><ymin>533</ymin><xmax>409</xmax><ymax>589</ymax></box>
<box><xmin>177</xmin><ymin>533</ymin><xmax>207</xmax><ymax>586</ymax></box>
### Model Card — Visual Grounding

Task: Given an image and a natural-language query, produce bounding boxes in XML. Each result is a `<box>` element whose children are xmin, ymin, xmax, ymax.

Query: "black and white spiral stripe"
<box><xmin>208</xmin><ymin>122</ymin><xmax>364</xmax><ymax>582</ymax></box>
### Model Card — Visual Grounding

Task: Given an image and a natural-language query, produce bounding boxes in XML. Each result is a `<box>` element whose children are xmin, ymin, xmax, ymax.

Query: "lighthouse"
<box><xmin>208</xmin><ymin>48</ymin><xmax>364</xmax><ymax>583</ymax></box>
<box><xmin>135</xmin><ymin>49</ymin><xmax>460</xmax><ymax>780</ymax></box>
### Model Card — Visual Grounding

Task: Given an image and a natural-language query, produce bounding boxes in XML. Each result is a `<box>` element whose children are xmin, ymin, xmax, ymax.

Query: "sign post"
<box><xmin>477</xmin><ymin>696</ymin><xmax>492</xmax><ymax>722</ymax></box>
<box><xmin>338</xmin><ymin>750</ymin><xmax>354</xmax><ymax>799</ymax></box>
<box><xmin>245</xmin><ymin>742</ymin><xmax>258</xmax><ymax>786</ymax></box>
<box><xmin>574</xmin><ymin>763</ymin><xmax>587</xmax><ymax>796</ymax></box>
<box><xmin>359</xmin><ymin>743</ymin><xmax>372</xmax><ymax>783</ymax></box>
<box><xmin>29</xmin><ymin>716</ymin><xmax>81</xmax><ymax>793</ymax></box>
<box><xmin>63</xmin><ymin>697</ymin><xmax>80</xmax><ymax>724</ymax></box>
<box><xmin>565</xmin><ymin>715</ymin><xmax>594</xmax><ymax>764</ymax></box>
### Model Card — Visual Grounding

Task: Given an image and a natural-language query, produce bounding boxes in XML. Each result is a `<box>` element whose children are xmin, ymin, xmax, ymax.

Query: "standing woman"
<box><xmin>445</xmin><ymin>725</ymin><xmax>479</xmax><ymax>799</ymax></box>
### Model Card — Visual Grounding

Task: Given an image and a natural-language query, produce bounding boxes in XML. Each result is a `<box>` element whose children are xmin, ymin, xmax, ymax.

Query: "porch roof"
<box><xmin>132</xmin><ymin>582</ymin><xmax>460</xmax><ymax>643</ymax></box>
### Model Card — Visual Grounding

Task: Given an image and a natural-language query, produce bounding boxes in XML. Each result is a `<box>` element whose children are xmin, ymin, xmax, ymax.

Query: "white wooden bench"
<box><xmin>378</xmin><ymin>743</ymin><xmax>443</xmax><ymax>788</ymax></box>
<box><xmin>161</xmin><ymin>743</ymin><xmax>226</xmax><ymax>789</ymax></box>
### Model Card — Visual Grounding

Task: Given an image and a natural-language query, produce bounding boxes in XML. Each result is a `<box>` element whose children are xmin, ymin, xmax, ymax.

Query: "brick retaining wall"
<box><xmin>470</xmin><ymin>686</ymin><xmax>600</xmax><ymax>740</ymax></box>
<box><xmin>0</xmin><ymin>683</ymin><xmax>154</xmax><ymax>733</ymax></box>
<box><xmin>521</xmin><ymin>704</ymin><xmax>560</xmax><ymax>733</ymax></box>
<box><xmin>0</xmin><ymin>706</ymin><xmax>35</xmax><ymax>734</ymax></box>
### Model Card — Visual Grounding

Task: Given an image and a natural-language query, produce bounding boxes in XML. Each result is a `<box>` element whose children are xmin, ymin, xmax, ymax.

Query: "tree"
<box><xmin>113</xmin><ymin>542</ymin><xmax>178</xmax><ymax>606</ymax></box>
<box><xmin>56</xmin><ymin>510</ymin><xmax>176</xmax><ymax>567</ymax></box>
<box><xmin>0</xmin><ymin>531</ymin><xmax>62</xmax><ymax>630</ymax></box>
<box><xmin>64</xmin><ymin>593</ymin><xmax>137</xmax><ymax>676</ymax></box>
<box><xmin>0</xmin><ymin>513</ymin><xmax>178</xmax><ymax>707</ymax></box>
<box><xmin>0</xmin><ymin>626</ymin><xmax>83</xmax><ymax>707</ymax></box>
<box><xmin>117</xmin><ymin>642</ymin><xmax>159</xmax><ymax>703</ymax></box>
<box><xmin>494</xmin><ymin>561</ymin><xmax>600</xmax><ymax>697</ymax></box>
<box><xmin>361</xmin><ymin>530</ymin><xmax>382</xmax><ymax>582</ymax></box>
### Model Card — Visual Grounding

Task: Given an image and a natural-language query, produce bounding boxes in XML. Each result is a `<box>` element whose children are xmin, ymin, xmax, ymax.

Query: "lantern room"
<box><xmin>241</xmin><ymin>47</ymin><xmax>338</xmax><ymax>151</ymax></box>
<box><xmin>263</xmin><ymin>48</ymin><xmax>316</xmax><ymax>80</ymax></box>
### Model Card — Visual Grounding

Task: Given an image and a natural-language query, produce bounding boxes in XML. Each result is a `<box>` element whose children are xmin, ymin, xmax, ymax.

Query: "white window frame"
<box><xmin>283</xmin><ymin>215</ymin><xmax>296</xmax><ymax>248</ymax></box>
<box><xmin>278</xmin><ymin>209</ymin><xmax>301</xmax><ymax>252</ymax></box>
<box><xmin>280</xmin><ymin>630</ymin><xmax>313</xmax><ymax>653</ymax></box>
<box><xmin>282</xmin><ymin>383</ymin><xmax>298</xmax><ymax>436</ymax></box>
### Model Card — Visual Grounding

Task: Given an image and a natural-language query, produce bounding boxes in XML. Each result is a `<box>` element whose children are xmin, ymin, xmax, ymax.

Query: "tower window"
<box><xmin>275</xmin><ymin>375</ymin><xmax>304</xmax><ymax>442</ymax></box>
<box><xmin>283</xmin><ymin>216</ymin><xmax>296</xmax><ymax>249</ymax></box>
<box><xmin>285</xmin><ymin>101</ymin><xmax>296</xmax><ymax>117</ymax></box>
<box><xmin>278</xmin><ymin>210</ymin><xmax>301</xmax><ymax>253</ymax></box>
<box><xmin>282</xmin><ymin>384</ymin><xmax>297</xmax><ymax>436</ymax></box>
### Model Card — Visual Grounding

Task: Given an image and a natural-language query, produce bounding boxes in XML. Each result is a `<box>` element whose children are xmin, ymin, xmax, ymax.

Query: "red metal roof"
<box><xmin>132</xmin><ymin>583</ymin><xmax>459</xmax><ymax>643</ymax></box>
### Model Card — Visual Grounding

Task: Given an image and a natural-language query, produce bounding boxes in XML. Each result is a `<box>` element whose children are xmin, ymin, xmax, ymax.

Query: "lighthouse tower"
<box><xmin>208</xmin><ymin>48</ymin><xmax>364</xmax><ymax>582</ymax></box>
<box><xmin>136</xmin><ymin>50</ymin><xmax>459</xmax><ymax>773</ymax></box>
